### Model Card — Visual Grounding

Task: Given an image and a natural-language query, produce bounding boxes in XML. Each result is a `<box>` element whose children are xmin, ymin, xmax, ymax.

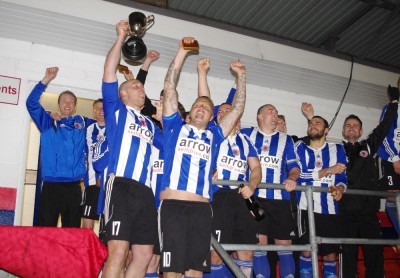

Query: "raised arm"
<box><xmin>197</xmin><ymin>58</ymin><xmax>211</xmax><ymax>98</ymax></box>
<box><xmin>26</xmin><ymin>67</ymin><xmax>59</xmax><ymax>131</ymax></box>
<box><xmin>218</xmin><ymin>61</ymin><xmax>246</xmax><ymax>137</ymax></box>
<box><xmin>163</xmin><ymin>37</ymin><xmax>193</xmax><ymax>117</ymax></box>
<box><xmin>103</xmin><ymin>20</ymin><xmax>129</xmax><ymax>83</ymax></box>
<box><xmin>301</xmin><ymin>102</ymin><xmax>314</xmax><ymax>121</ymax></box>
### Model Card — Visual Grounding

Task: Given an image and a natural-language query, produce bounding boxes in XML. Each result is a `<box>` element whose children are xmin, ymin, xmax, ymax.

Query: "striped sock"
<box><xmin>323</xmin><ymin>260</ymin><xmax>337</xmax><ymax>278</ymax></box>
<box><xmin>253</xmin><ymin>250</ymin><xmax>270</xmax><ymax>278</ymax></box>
<box><xmin>277</xmin><ymin>251</ymin><xmax>295</xmax><ymax>278</ymax></box>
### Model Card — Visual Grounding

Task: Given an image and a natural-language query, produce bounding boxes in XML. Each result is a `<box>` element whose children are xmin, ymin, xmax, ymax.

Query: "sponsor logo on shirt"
<box><xmin>152</xmin><ymin>159</ymin><xmax>164</xmax><ymax>174</ymax></box>
<box><xmin>177</xmin><ymin>138</ymin><xmax>210</xmax><ymax>160</ymax></box>
<box><xmin>259</xmin><ymin>155</ymin><xmax>281</xmax><ymax>169</ymax></box>
<box><xmin>218</xmin><ymin>155</ymin><xmax>247</xmax><ymax>174</ymax></box>
<box><xmin>127</xmin><ymin>122</ymin><xmax>153</xmax><ymax>143</ymax></box>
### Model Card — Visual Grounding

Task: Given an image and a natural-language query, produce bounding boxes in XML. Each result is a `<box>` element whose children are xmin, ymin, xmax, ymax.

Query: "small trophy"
<box><xmin>122</xmin><ymin>12</ymin><xmax>155</xmax><ymax>63</ymax></box>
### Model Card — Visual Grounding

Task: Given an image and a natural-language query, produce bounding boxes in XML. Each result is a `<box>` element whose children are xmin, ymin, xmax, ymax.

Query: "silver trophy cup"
<box><xmin>122</xmin><ymin>12</ymin><xmax>155</xmax><ymax>62</ymax></box>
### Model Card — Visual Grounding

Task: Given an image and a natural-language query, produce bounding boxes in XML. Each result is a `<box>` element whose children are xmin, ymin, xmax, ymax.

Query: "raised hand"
<box><xmin>41</xmin><ymin>67</ymin><xmax>59</xmax><ymax>85</ymax></box>
<box><xmin>123</xmin><ymin>69</ymin><xmax>135</xmax><ymax>81</ymax></box>
<box><xmin>230</xmin><ymin>61</ymin><xmax>245</xmax><ymax>76</ymax></box>
<box><xmin>301</xmin><ymin>102</ymin><xmax>314</xmax><ymax>120</ymax></box>
<box><xmin>197</xmin><ymin>58</ymin><xmax>210</xmax><ymax>74</ymax></box>
<box><xmin>116</xmin><ymin>20</ymin><xmax>130</xmax><ymax>39</ymax></box>
<box><xmin>146</xmin><ymin>50</ymin><xmax>160</xmax><ymax>63</ymax></box>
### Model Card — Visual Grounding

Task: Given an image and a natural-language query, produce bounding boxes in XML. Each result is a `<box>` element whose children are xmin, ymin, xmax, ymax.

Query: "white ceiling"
<box><xmin>0</xmin><ymin>0</ymin><xmax>392</xmax><ymax>109</ymax></box>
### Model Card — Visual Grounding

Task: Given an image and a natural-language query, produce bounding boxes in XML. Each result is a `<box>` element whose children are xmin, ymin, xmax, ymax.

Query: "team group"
<box><xmin>26</xmin><ymin>19</ymin><xmax>400</xmax><ymax>278</ymax></box>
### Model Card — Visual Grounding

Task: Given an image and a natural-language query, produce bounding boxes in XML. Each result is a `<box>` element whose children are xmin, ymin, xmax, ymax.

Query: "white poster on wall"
<box><xmin>0</xmin><ymin>75</ymin><xmax>21</xmax><ymax>105</ymax></box>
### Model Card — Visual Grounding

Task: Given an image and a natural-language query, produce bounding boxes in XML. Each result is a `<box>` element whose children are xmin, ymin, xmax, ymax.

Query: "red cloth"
<box><xmin>0</xmin><ymin>187</ymin><xmax>16</xmax><ymax>210</ymax></box>
<box><xmin>0</xmin><ymin>226</ymin><xmax>107</xmax><ymax>277</ymax></box>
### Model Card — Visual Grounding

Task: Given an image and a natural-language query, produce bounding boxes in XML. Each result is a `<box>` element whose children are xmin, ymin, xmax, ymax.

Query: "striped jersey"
<box><xmin>378</xmin><ymin>103</ymin><xmax>400</xmax><ymax>162</ymax></box>
<box><xmin>102</xmin><ymin>81</ymin><xmax>162</xmax><ymax>186</ymax></box>
<box><xmin>161</xmin><ymin>112</ymin><xmax>225</xmax><ymax>200</ymax></box>
<box><xmin>295</xmin><ymin>141</ymin><xmax>347</xmax><ymax>215</ymax></box>
<box><xmin>84</xmin><ymin>123</ymin><xmax>106</xmax><ymax>186</ymax></box>
<box><xmin>213</xmin><ymin>132</ymin><xmax>258</xmax><ymax>191</ymax></box>
<box><xmin>150</xmin><ymin>144</ymin><xmax>163</xmax><ymax>209</ymax></box>
<box><xmin>90</xmin><ymin>127</ymin><xmax>109</xmax><ymax>215</ymax></box>
<box><xmin>241</xmin><ymin>127</ymin><xmax>299</xmax><ymax>200</ymax></box>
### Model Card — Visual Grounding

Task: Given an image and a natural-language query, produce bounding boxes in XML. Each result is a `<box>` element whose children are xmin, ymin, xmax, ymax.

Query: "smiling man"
<box><xmin>159</xmin><ymin>37</ymin><xmax>247</xmax><ymax>278</ymax></box>
<box><xmin>26</xmin><ymin>67</ymin><xmax>94</xmax><ymax>228</ymax></box>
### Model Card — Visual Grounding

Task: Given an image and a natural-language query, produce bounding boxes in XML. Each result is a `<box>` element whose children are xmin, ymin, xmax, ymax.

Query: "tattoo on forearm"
<box><xmin>220</xmin><ymin>73</ymin><xmax>246</xmax><ymax>134</ymax></box>
<box><xmin>163</xmin><ymin>61</ymin><xmax>180</xmax><ymax>112</ymax></box>
<box><xmin>164</xmin><ymin>61</ymin><xmax>181</xmax><ymax>91</ymax></box>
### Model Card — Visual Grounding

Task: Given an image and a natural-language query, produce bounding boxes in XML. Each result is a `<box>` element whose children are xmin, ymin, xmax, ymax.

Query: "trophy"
<box><xmin>122</xmin><ymin>12</ymin><xmax>155</xmax><ymax>63</ymax></box>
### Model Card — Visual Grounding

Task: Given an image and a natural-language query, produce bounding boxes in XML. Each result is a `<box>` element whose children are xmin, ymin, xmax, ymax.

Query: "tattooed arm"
<box><xmin>163</xmin><ymin>37</ymin><xmax>194</xmax><ymax>117</ymax></box>
<box><xmin>218</xmin><ymin>61</ymin><xmax>246</xmax><ymax>137</ymax></box>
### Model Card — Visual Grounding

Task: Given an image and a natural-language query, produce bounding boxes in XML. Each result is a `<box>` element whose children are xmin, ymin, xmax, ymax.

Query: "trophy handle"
<box><xmin>145</xmin><ymin>15</ymin><xmax>155</xmax><ymax>31</ymax></box>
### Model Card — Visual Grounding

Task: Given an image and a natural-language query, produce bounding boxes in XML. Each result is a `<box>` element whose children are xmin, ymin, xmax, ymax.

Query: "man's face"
<box><xmin>58</xmin><ymin>94</ymin><xmax>76</xmax><ymax>118</ymax></box>
<box><xmin>189</xmin><ymin>98</ymin><xmax>213</xmax><ymax>128</ymax></box>
<box><xmin>258</xmin><ymin>104</ymin><xmax>278</xmax><ymax>130</ymax></box>
<box><xmin>217</xmin><ymin>103</ymin><xmax>232</xmax><ymax>124</ymax></box>
<box><xmin>276</xmin><ymin>118</ymin><xmax>287</xmax><ymax>133</ymax></box>
<box><xmin>119</xmin><ymin>79</ymin><xmax>145</xmax><ymax>109</ymax></box>
<box><xmin>307</xmin><ymin>117</ymin><xmax>327</xmax><ymax>140</ymax></box>
<box><xmin>93</xmin><ymin>102</ymin><xmax>104</xmax><ymax>123</ymax></box>
<box><xmin>217</xmin><ymin>103</ymin><xmax>240</xmax><ymax>132</ymax></box>
<box><xmin>342</xmin><ymin>118</ymin><xmax>362</xmax><ymax>142</ymax></box>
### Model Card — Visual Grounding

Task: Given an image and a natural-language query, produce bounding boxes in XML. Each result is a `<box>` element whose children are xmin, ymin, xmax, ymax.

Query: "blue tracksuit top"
<box><xmin>26</xmin><ymin>82</ymin><xmax>94</xmax><ymax>182</ymax></box>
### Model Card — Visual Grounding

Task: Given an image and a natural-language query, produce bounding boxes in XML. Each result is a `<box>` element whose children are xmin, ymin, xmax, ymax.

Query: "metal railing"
<box><xmin>210</xmin><ymin>180</ymin><xmax>400</xmax><ymax>278</ymax></box>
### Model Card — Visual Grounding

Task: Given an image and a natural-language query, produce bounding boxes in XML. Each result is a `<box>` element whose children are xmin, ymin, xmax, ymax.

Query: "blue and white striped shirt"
<box><xmin>241</xmin><ymin>127</ymin><xmax>299</xmax><ymax>200</ymax></box>
<box><xmin>161</xmin><ymin>112</ymin><xmax>225</xmax><ymax>200</ymax></box>
<box><xmin>296</xmin><ymin>141</ymin><xmax>347</xmax><ymax>215</ymax></box>
<box><xmin>102</xmin><ymin>81</ymin><xmax>162</xmax><ymax>186</ymax></box>
<box><xmin>213</xmin><ymin>132</ymin><xmax>258</xmax><ymax>191</ymax></box>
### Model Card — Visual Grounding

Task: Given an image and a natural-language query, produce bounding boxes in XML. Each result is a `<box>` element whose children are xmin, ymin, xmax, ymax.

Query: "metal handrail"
<box><xmin>210</xmin><ymin>180</ymin><xmax>400</xmax><ymax>278</ymax></box>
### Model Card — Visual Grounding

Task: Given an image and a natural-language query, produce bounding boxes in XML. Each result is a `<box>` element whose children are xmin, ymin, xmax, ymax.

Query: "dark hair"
<box><xmin>344</xmin><ymin>114</ymin><xmax>362</xmax><ymax>128</ymax></box>
<box><xmin>312</xmin><ymin>115</ymin><xmax>329</xmax><ymax>129</ymax></box>
<box><xmin>278</xmin><ymin>114</ymin><xmax>286</xmax><ymax>122</ymax></box>
<box><xmin>177</xmin><ymin>102</ymin><xmax>186</xmax><ymax>118</ymax></box>
<box><xmin>58</xmin><ymin>90</ymin><xmax>77</xmax><ymax>105</ymax></box>
<box><xmin>93</xmin><ymin>98</ymin><xmax>103</xmax><ymax>107</ymax></box>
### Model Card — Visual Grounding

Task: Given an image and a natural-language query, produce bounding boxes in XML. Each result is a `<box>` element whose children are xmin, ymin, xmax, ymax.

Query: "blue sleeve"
<box><xmin>102</xmin><ymin>81</ymin><xmax>121</xmax><ymax>138</ymax></box>
<box><xmin>240</xmin><ymin>127</ymin><xmax>252</xmax><ymax>137</ymax></box>
<box><xmin>162</xmin><ymin>112</ymin><xmax>183</xmax><ymax>133</ymax></box>
<box><xmin>213</xmin><ymin>86</ymin><xmax>236</xmax><ymax>118</ymax></box>
<box><xmin>153</xmin><ymin>125</ymin><xmax>164</xmax><ymax>150</ymax></box>
<box><xmin>285</xmin><ymin>136</ymin><xmax>300</xmax><ymax>172</ymax></box>
<box><xmin>26</xmin><ymin>82</ymin><xmax>53</xmax><ymax>132</ymax></box>
<box><xmin>225</xmin><ymin>86</ymin><xmax>236</xmax><ymax>104</ymax></box>
<box><xmin>296</xmin><ymin>142</ymin><xmax>314</xmax><ymax>184</ymax></box>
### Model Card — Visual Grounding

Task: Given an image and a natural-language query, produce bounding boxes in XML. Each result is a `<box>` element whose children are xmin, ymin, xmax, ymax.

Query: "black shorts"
<box><xmin>102</xmin><ymin>176</ymin><xmax>158</xmax><ymax>245</ymax></box>
<box><xmin>81</xmin><ymin>185</ymin><xmax>100</xmax><ymax>220</ymax></box>
<box><xmin>377</xmin><ymin>159</ymin><xmax>400</xmax><ymax>190</ymax></box>
<box><xmin>256</xmin><ymin>198</ymin><xmax>297</xmax><ymax>240</ymax></box>
<box><xmin>298</xmin><ymin>210</ymin><xmax>340</xmax><ymax>256</ymax></box>
<box><xmin>211</xmin><ymin>188</ymin><xmax>257</xmax><ymax>245</ymax></box>
<box><xmin>159</xmin><ymin>199</ymin><xmax>212</xmax><ymax>273</ymax></box>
